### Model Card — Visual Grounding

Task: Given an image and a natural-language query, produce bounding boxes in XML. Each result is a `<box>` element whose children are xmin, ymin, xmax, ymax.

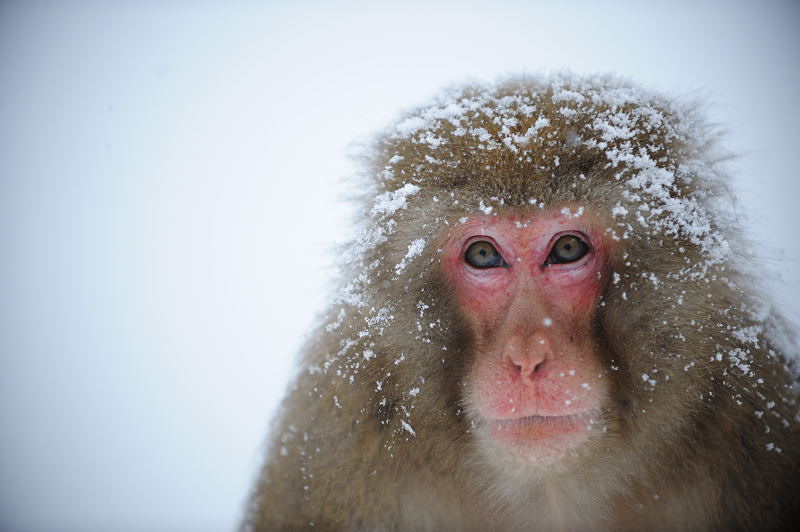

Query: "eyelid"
<box><xmin>547</xmin><ymin>231</ymin><xmax>592</xmax><ymax>249</ymax></box>
<box><xmin>462</xmin><ymin>235</ymin><xmax>503</xmax><ymax>255</ymax></box>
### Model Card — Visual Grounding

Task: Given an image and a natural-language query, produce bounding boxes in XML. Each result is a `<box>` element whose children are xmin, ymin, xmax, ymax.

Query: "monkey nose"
<box><xmin>504</xmin><ymin>334</ymin><xmax>549</xmax><ymax>384</ymax></box>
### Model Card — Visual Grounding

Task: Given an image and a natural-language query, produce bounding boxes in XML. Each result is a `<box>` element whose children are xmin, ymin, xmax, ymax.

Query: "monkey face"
<box><xmin>441</xmin><ymin>205</ymin><xmax>615</xmax><ymax>464</ymax></box>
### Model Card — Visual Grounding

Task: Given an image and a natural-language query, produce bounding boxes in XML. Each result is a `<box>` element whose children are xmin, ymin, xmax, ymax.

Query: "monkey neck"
<box><xmin>392</xmin><ymin>452</ymin><xmax>720</xmax><ymax>532</ymax></box>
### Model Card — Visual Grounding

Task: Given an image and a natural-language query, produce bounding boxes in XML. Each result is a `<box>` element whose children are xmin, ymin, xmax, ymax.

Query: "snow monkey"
<box><xmin>243</xmin><ymin>75</ymin><xmax>800</xmax><ymax>531</ymax></box>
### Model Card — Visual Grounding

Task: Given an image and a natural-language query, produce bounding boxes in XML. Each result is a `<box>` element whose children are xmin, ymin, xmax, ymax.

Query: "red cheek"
<box><xmin>538</xmin><ymin>270</ymin><xmax>605</xmax><ymax>318</ymax></box>
<box><xmin>443</xmin><ymin>258</ymin><xmax>513</xmax><ymax>319</ymax></box>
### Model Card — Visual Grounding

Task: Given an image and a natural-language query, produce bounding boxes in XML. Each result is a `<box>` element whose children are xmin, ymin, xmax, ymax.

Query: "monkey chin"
<box><xmin>483</xmin><ymin>411</ymin><xmax>600</xmax><ymax>465</ymax></box>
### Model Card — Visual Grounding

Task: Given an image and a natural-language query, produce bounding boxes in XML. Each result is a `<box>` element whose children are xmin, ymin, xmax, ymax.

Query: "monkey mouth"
<box><xmin>492</xmin><ymin>412</ymin><xmax>592</xmax><ymax>425</ymax></box>
<box><xmin>484</xmin><ymin>412</ymin><xmax>597</xmax><ymax>463</ymax></box>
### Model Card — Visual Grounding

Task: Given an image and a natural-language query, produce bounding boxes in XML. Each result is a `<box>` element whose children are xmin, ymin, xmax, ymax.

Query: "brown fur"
<box><xmin>243</xmin><ymin>74</ymin><xmax>800</xmax><ymax>531</ymax></box>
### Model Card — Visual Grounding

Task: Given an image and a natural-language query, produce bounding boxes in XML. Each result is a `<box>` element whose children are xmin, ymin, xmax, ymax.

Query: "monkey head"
<box><xmin>246</xmin><ymin>73</ymin><xmax>800</xmax><ymax>531</ymax></box>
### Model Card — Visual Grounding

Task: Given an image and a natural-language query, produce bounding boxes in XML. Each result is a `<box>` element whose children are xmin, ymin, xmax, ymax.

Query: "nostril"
<box><xmin>513</xmin><ymin>360</ymin><xmax>545</xmax><ymax>380</ymax></box>
<box><xmin>529</xmin><ymin>359</ymin><xmax>545</xmax><ymax>376</ymax></box>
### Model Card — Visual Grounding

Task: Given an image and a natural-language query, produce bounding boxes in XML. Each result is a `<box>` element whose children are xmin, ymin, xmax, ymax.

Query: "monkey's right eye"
<box><xmin>465</xmin><ymin>241</ymin><xmax>507</xmax><ymax>269</ymax></box>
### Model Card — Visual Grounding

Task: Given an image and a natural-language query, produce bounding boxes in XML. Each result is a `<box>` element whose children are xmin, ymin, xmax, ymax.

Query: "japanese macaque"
<box><xmin>243</xmin><ymin>75</ymin><xmax>800</xmax><ymax>531</ymax></box>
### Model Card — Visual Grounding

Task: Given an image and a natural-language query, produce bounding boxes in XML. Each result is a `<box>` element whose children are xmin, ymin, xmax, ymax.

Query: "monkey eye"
<box><xmin>547</xmin><ymin>235</ymin><xmax>589</xmax><ymax>264</ymax></box>
<box><xmin>465</xmin><ymin>241</ymin><xmax>508</xmax><ymax>269</ymax></box>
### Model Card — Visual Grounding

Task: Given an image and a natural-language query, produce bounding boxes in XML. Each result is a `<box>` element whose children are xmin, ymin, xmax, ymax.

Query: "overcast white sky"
<box><xmin>1</xmin><ymin>1</ymin><xmax>798</xmax><ymax>530</ymax></box>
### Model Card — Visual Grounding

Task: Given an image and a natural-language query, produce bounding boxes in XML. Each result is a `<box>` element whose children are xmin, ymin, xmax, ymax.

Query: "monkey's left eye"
<box><xmin>465</xmin><ymin>241</ymin><xmax>507</xmax><ymax>269</ymax></box>
<box><xmin>547</xmin><ymin>235</ymin><xmax>589</xmax><ymax>264</ymax></box>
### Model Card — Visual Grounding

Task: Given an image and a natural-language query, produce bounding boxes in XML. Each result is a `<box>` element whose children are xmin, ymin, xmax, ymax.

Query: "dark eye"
<box><xmin>547</xmin><ymin>235</ymin><xmax>589</xmax><ymax>264</ymax></box>
<box><xmin>465</xmin><ymin>241</ymin><xmax>507</xmax><ymax>269</ymax></box>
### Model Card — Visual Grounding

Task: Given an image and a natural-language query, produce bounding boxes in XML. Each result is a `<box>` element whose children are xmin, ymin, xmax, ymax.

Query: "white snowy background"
<box><xmin>1</xmin><ymin>1</ymin><xmax>798</xmax><ymax>530</ymax></box>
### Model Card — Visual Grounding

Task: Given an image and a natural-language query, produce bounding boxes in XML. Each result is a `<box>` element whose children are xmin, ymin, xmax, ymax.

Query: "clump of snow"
<box><xmin>370</xmin><ymin>183</ymin><xmax>421</xmax><ymax>218</ymax></box>
<box><xmin>325</xmin><ymin>308</ymin><xmax>347</xmax><ymax>332</ymax></box>
<box><xmin>559</xmin><ymin>206</ymin><xmax>584</xmax><ymax>218</ymax></box>
<box><xmin>353</xmin><ymin>183</ymin><xmax>421</xmax><ymax>260</ymax></box>
<box><xmin>400</xmin><ymin>420</ymin><xmax>416</xmax><ymax>436</ymax></box>
<box><xmin>727</xmin><ymin>347</ymin><xmax>754</xmax><ymax>376</ymax></box>
<box><xmin>395</xmin><ymin>238</ymin><xmax>426</xmax><ymax>274</ymax></box>
<box><xmin>478</xmin><ymin>200</ymin><xmax>494</xmax><ymax>215</ymax></box>
<box><xmin>731</xmin><ymin>325</ymin><xmax>762</xmax><ymax>348</ymax></box>
<box><xmin>611</xmin><ymin>205</ymin><xmax>628</xmax><ymax>218</ymax></box>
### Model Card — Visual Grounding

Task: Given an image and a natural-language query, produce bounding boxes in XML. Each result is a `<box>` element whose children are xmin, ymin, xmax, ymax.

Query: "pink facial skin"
<box><xmin>441</xmin><ymin>207</ymin><xmax>614</xmax><ymax>463</ymax></box>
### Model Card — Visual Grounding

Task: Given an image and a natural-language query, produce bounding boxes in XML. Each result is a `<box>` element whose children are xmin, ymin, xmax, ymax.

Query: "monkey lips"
<box><xmin>486</xmin><ymin>412</ymin><xmax>599</xmax><ymax>463</ymax></box>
